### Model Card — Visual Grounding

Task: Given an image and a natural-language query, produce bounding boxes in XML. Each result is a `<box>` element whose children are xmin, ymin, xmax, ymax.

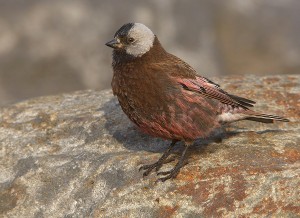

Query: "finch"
<box><xmin>105</xmin><ymin>23</ymin><xmax>289</xmax><ymax>182</ymax></box>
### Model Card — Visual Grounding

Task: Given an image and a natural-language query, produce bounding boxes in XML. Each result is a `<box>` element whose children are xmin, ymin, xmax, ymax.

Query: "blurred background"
<box><xmin>0</xmin><ymin>0</ymin><xmax>299</xmax><ymax>106</ymax></box>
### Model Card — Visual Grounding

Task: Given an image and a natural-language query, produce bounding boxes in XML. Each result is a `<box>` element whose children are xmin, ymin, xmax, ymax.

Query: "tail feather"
<box><xmin>245</xmin><ymin>113</ymin><xmax>289</xmax><ymax>123</ymax></box>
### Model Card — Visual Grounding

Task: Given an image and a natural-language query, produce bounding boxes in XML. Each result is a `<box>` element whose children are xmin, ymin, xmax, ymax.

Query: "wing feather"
<box><xmin>177</xmin><ymin>76</ymin><xmax>255</xmax><ymax>109</ymax></box>
<box><xmin>154</xmin><ymin>53</ymin><xmax>256</xmax><ymax>109</ymax></box>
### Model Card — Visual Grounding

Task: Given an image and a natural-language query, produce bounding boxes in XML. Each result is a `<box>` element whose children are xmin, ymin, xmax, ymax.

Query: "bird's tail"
<box><xmin>244</xmin><ymin>112</ymin><xmax>289</xmax><ymax>123</ymax></box>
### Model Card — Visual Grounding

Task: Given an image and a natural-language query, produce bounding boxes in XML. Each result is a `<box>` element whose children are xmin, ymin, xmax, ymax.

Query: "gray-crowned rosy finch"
<box><xmin>105</xmin><ymin>23</ymin><xmax>289</xmax><ymax>182</ymax></box>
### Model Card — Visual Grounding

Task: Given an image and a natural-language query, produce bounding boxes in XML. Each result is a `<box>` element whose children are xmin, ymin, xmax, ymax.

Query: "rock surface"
<box><xmin>0</xmin><ymin>75</ymin><xmax>299</xmax><ymax>217</ymax></box>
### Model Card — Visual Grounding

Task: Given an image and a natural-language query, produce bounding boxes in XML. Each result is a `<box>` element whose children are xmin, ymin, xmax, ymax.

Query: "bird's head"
<box><xmin>105</xmin><ymin>23</ymin><xmax>155</xmax><ymax>57</ymax></box>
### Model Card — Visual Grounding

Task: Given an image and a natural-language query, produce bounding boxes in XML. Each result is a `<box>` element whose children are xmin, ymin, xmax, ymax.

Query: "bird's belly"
<box><xmin>118</xmin><ymin>91</ymin><xmax>220</xmax><ymax>141</ymax></box>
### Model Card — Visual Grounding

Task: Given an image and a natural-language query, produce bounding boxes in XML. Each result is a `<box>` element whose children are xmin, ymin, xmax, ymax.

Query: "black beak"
<box><xmin>105</xmin><ymin>38</ymin><xmax>121</xmax><ymax>49</ymax></box>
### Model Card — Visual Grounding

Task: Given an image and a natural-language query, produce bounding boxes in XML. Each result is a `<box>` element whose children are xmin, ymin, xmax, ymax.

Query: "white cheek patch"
<box><xmin>125</xmin><ymin>23</ymin><xmax>155</xmax><ymax>57</ymax></box>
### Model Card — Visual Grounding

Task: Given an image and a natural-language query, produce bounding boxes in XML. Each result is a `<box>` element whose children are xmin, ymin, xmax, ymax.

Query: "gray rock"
<box><xmin>0</xmin><ymin>75</ymin><xmax>299</xmax><ymax>217</ymax></box>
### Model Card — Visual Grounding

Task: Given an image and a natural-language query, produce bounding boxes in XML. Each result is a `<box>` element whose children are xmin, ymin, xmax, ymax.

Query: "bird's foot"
<box><xmin>139</xmin><ymin>162</ymin><xmax>159</xmax><ymax>177</ymax></box>
<box><xmin>139</xmin><ymin>140</ymin><xmax>191</xmax><ymax>182</ymax></box>
<box><xmin>139</xmin><ymin>140</ymin><xmax>178</xmax><ymax>177</ymax></box>
<box><xmin>139</xmin><ymin>157</ymin><xmax>176</xmax><ymax>177</ymax></box>
<box><xmin>156</xmin><ymin>160</ymin><xmax>188</xmax><ymax>182</ymax></box>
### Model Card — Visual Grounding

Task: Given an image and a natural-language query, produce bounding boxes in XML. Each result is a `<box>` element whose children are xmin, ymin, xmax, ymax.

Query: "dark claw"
<box><xmin>156</xmin><ymin>174</ymin><xmax>177</xmax><ymax>183</ymax></box>
<box><xmin>155</xmin><ymin>168</ymin><xmax>181</xmax><ymax>182</ymax></box>
<box><xmin>139</xmin><ymin>164</ymin><xmax>152</xmax><ymax>171</ymax></box>
<box><xmin>157</xmin><ymin>170</ymin><xmax>172</xmax><ymax>176</ymax></box>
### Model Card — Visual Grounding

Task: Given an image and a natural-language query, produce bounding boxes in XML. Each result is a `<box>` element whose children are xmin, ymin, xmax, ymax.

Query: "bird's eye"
<box><xmin>128</xmin><ymin>37</ymin><xmax>135</xmax><ymax>43</ymax></box>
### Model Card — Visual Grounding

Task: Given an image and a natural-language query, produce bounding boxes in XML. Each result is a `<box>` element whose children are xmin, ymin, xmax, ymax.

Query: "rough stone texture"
<box><xmin>1</xmin><ymin>0</ymin><xmax>300</xmax><ymax>105</ymax></box>
<box><xmin>0</xmin><ymin>75</ymin><xmax>299</xmax><ymax>217</ymax></box>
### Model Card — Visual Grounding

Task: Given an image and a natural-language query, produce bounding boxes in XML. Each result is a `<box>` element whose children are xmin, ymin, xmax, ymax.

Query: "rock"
<box><xmin>0</xmin><ymin>75</ymin><xmax>299</xmax><ymax>217</ymax></box>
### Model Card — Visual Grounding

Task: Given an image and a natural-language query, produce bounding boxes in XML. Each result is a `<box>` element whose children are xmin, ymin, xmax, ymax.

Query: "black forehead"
<box><xmin>114</xmin><ymin>23</ymin><xmax>134</xmax><ymax>37</ymax></box>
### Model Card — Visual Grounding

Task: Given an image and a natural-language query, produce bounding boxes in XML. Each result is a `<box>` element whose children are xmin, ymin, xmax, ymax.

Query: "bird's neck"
<box><xmin>143</xmin><ymin>36</ymin><xmax>168</xmax><ymax>61</ymax></box>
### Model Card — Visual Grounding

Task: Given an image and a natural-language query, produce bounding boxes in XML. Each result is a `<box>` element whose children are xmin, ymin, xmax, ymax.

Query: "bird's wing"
<box><xmin>152</xmin><ymin>53</ymin><xmax>255</xmax><ymax>109</ymax></box>
<box><xmin>175</xmin><ymin>75</ymin><xmax>255</xmax><ymax>109</ymax></box>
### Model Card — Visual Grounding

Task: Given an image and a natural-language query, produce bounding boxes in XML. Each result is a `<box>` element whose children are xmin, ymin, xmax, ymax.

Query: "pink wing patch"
<box><xmin>175</xmin><ymin>76</ymin><xmax>255</xmax><ymax>109</ymax></box>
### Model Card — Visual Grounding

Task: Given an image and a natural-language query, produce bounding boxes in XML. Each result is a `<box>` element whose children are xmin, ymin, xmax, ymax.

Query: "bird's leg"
<box><xmin>156</xmin><ymin>142</ymin><xmax>191</xmax><ymax>182</ymax></box>
<box><xmin>139</xmin><ymin>140</ymin><xmax>178</xmax><ymax>177</ymax></box>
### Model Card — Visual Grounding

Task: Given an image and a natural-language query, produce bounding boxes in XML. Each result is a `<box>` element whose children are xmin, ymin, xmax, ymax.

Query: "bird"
<box><xmin>105</xmin><ymin>23</ymin><xmax>289</xmax><ymax>182</ymax></box>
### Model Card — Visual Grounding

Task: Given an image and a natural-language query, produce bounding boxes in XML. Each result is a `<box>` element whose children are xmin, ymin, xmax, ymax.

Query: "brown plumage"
<box><xmin>106</xmin><ymin>23</ymin><xmax>289</xmax><ymax>182</ymax></box>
